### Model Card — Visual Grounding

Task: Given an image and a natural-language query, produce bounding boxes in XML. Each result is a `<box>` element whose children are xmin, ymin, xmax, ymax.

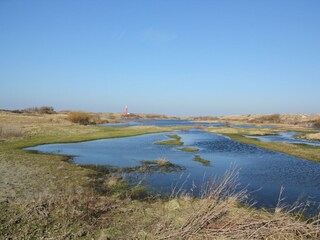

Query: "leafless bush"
<box><xmin>192</xmin><ymin>116</ymin><xmax>219</xmax><ymax>121</ymax></box>
<box><xmin>39</xmin><ymin>106</ymin><xmax>55</xmax><ymax>114</ymax></box>
<box><xmin>313</xmin><ymin>119</ymin><xmax>320</xmax><ymax>128</ymax></box>
<box><xmin>67</xmin><ymin>112</ymin><xmax>90</xmax><ymax>125</ymax></box>
<box><xmin>251</xmin><ymin>114</ymin><xmax>281</xmax><ymax>124</ymax></box>
<box><xmin>0</xmin><ymin>125</ymin><xmax>24</xmax><ymax>138</ymax></box>
<box><xmin>23</xmin><ymin>106</ymin><xmax>55</xmax><ymax>114</ymax></box>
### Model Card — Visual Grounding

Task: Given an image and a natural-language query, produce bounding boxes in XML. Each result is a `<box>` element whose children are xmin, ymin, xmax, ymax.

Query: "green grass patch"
<box><xmin>155</xmin><ymin>139</ymin><xmax>184</xmax><ymax>146</ymax></box>
<box><xmin>167</xmin><ymin>134</ymin><xmax>181</xmax><ymax>140</ymax></box>
<box><xmin>155</xmin><ymin>134</ymin><xmax>184</xmax><ymax>146</ymax></box>
<box><xmin>193</xmin><ymin>155</ymin><xmax>210</xmax><ymax>166</ymax></box>
<box><xmin>178</xmin><ymin>147</ymin><xmax>199</xmax><ymax>152</ymax></box>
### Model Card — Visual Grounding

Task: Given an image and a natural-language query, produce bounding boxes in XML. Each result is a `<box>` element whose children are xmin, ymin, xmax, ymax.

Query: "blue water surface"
<box><xmin>26</xmin><ymin>126</ymin><xmax>320</xmax><ymax>213</ymax></box>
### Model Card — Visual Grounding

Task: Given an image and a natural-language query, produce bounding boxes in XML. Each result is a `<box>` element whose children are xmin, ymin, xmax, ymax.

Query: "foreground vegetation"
<box><xmin>1</xmin><ymin>111</ymin><xmax>320</xmax><ymax>239</ymax></box>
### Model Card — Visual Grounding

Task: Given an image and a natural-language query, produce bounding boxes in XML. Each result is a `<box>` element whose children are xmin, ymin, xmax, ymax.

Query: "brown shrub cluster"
<box><xmin>251</xmin><ymin>114</ymin><xmax>281</xmax><ymax>123</ymax></box>
<box><xmin>23</xmin><ymin>106</ymin><xmax>55</xmax><ymax>114</ymax></box>
<box><xmin>67</xmin><ymin>112</ymin><xmax>102</xmax><ymax>125</ymax></box>
<box><xmin>192</xmin><ymin>116</ymin><xmax>219</xmax><ymax>121</ymax></box>
<box><xmin>313</xmin><ymin>119</ymin><xmax>320</xmax><ymax>128</ymax></box>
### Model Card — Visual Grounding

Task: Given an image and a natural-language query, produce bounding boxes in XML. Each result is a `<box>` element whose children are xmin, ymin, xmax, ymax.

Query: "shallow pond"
<box><xmin>26</xmin><ymin>128</ymin><xmax>320</xmax><ymax>213</ymax></box>
<box><xmin>245</xmin><ymin>132</ymin><xmax>320</xmax><ymax>147</ymax></box>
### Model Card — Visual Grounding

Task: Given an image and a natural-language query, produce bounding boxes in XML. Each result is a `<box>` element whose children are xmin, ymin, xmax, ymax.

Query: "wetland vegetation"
<box><xmin>193</xmin><ymin>154</ymin><xmax>210</xmax><ymax>166</ymax></box>
<box><xmin>178</xmin><ymin>147</ymin><xmax>199</xmax><ymax>152</ymax></box>
<box><xmin>1</xmin><ymin>110</ymin><xmax>320</xmax><ymax>239</ymax></box>
<box><xmin>154</xmin><ymin>133</ymin><xmax>184</xmax><ymax>146</ymax></box>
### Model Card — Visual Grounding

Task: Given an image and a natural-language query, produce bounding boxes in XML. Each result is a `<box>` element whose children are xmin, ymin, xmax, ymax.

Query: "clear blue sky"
<box><xmin>1</xmin><ymin>0</ymin><xmax>319</xmax><ymax>116</ymax></box>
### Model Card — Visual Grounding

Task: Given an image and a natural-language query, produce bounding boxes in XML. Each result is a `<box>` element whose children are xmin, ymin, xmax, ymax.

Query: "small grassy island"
<box><xmin>139</xmin><ymin>158</ymin><xmax>184</xmax><ymax>173</ymax></box>
<box><xmin>193</xmin><ymin>154</ymin><xmax>210</xmax><ymax>166</ymax></box>
<box><xmin>178</xmin><ymin>147</ymin><xmax>199</xmax><ymax>152</ymax></box>
<box><xmin>154</xmin><ymin>134</ymin><xmax>184</xmax><ymax>146</ymax></box>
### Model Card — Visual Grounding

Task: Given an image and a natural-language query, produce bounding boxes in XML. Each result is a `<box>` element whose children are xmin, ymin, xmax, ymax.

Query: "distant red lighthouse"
<box><xmin>124</xmin><ymin>105</ymin><xmax>129</xmax><ymax>115</ymax></box>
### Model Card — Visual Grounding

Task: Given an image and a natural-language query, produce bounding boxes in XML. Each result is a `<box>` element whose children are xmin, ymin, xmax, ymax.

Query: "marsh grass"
<box><xmin>141</xmin><ymin>158</ymin><xmax>173</xmax><ymax>167</ymax></box>
<box><xmin>139</xmin><ymin>158</ymin><xmax>185</xmax><ymax>173</ymax></box>
<box><xmin>178</xmin><ymin>147</ymin><xmax>199</xmax><ymax>152</ymax></box>
<box><xmin>155</xmin><ymin>134</ymin><xmax>184</xmax><ymax>146</ymax></box>
<box><xmin>193</xmin><ymin>155</ymin><xmax>210</xmax><ymax>166</ymax></box>
<box><xmin>157</xmin><ymin>169</ymin><xmax>320</xmax><ymax>240</ymax></box>
<box><xmin>167</xmin><ymin>134</ymin><xmax>181</xmax><ymax>140</ymax></box>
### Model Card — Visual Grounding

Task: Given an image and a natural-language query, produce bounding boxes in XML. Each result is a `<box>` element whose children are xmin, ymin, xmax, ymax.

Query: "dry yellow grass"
<box><xmin>299</xmin><ymin>132</ymin><xmax>320</xmax><ymax>141</ymax></box>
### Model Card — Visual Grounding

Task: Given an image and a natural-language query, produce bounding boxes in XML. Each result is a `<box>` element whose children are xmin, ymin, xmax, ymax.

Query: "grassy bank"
<box><xmin>1</xmin><ymin>111</ymin><xmax>320</xmax><ymax>239</ymax></box>
<box><xmin>207</xmin><ymin>127</ymin><xmax>320</xmax><ymax>162</ymax></box>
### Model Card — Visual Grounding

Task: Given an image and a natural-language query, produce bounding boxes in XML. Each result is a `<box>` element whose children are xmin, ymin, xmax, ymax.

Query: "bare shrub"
<box><xmin>313</xmin><ymin>119</ymin><xmax>320</xmax><ymax>128</ymax></box>
<box><xmin>39</xmin><ymin>106</ymin><xmax>55</xmax><ymax>114</ymax></box>
<box><xmin>23</xmin><ymin>106</ymin><xmax>55</xmax><ymax>114</ymax></box>
<box><xmin>0</xmin><ymin>125</ymin><xmax>24</xmax><ymax>138</ymax></box>
<box><xmin>192</xmin><ymin>116</ymin><xmax>219</xmax><ymax>121</ymax></box>
<box><xmin>251</xmin><ymin>114</ymin><xmax>281</xmax><ymax>124</ymax></box>
<box><xmin>67</xmin><ymin>112</ymin><xmax>92</xmax><ymax>125</ymax></box>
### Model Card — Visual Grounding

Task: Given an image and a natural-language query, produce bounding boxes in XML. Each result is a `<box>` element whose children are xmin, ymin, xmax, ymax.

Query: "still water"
<box><xmin>26</xmin><ymin>123</ymin><xmax>320</xmax><ymax>213</ymax></box>
<box><xmin>245</xmin><ymin>132</ymin><xmax>320</xmax><ymax>147</ymax></box>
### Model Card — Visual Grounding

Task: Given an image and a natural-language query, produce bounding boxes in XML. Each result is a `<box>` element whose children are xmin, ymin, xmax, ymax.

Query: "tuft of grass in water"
<box><xmin>139</xmin><ymin>158</ymin><xmax>185</xmax><ymax>173</ymax></box>
<box><xmin>193</xmin><ymin>155</ymin><xmax>210</xmax><ymax>166</ymax></box>
<box><xmin>167</xmin><ymin>134</ymin><xmax>181</xmax><ymax>140</ymax></box>
<box><xmin>178</xmin><ymin>147</ymin><xmax>199</xmax><ymax>152</ymax></box>
<box><xmin>155</xmin><ymin>134</ymin><xmax>184</xmax><ymax>146</ymax></box>
<box><xmin>141</xmin><ymin>158</ymin><xmax>173</xmax><ymax>167</ymax></box>
<box><xmin>155</xmin><ymin>139</ymin><xmax>184</xmax><ymax>146</ymax></box>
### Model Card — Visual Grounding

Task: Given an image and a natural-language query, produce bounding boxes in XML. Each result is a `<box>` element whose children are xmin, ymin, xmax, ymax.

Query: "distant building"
<box><xmin>124</xmin><ymin>105</ymin><xmax>129</xmax><ymax>115</ymax></box>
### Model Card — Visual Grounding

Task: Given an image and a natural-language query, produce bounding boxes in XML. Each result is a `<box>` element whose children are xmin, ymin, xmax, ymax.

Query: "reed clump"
<box><xmin>157</xmin><ymin>169</ymin><xmax>320</xmax><ymax>240</ymax></box>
